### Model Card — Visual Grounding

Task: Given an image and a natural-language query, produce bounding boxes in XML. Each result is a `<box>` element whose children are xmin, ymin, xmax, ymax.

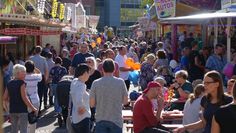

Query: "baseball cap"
<box><xmin>143</xmin><ymin>81</ymin><xmax>161</xmax><ymax>94</ymax></box>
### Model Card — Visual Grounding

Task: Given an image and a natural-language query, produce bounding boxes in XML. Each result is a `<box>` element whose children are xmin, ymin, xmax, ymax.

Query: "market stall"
<box><xmin>160</xmin><ymin>12</ymin><xmax>236</xmax><ymax>62</ymax></box>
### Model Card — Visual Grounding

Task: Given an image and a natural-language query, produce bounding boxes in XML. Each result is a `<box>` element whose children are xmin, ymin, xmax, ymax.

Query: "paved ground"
<box><xmin>2</xmin><ymin>84</ymin><xmax>139</xmax><ymax>133</ymax></box>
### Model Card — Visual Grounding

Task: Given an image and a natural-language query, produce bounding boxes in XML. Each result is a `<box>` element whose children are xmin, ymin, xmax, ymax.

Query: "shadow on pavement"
<box><xmin>36</xmin><ymin>110</ymin><xmax>57</xmax><ymax>128</ymax></box>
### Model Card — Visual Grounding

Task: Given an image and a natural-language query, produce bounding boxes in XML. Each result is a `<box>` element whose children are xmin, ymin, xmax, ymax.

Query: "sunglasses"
<box><xmin>203</xmin><ymin>81</ymin><xmax>216</xmax><ymax>85</ymax></box>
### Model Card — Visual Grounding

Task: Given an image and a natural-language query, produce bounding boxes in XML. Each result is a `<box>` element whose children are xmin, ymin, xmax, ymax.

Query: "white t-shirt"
<box><xmin>183</xmin><ymin>97</ymin><xmax>203</xmax><ymax>133</ymax></box>
<box><xmin>25</xmin><ymin>73</ymin><xmax>42</xmax><ymax>104</ymax></box>
<box><xmin>70</xmin><ymin>78</ymin><xmax>91</xmax><ymax>124</ymax></box>
<box><xmin>115</xmin><ymin>54</ymin><xmax>129</xmax><ymax>80</ymax></box>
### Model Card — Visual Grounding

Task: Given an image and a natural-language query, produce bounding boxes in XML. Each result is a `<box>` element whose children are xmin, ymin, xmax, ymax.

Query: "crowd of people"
<box><xmin>1</xmin><ymin>31</ymin><xmax>236</xmax><ymax>133</ymax></box>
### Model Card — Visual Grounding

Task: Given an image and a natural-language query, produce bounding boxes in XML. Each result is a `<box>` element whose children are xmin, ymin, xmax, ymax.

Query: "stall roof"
<box><xmin>160</xmin><ymin>12</ymin><xmax>236</xmax><ymax>24</ymax></box>
<box><xmin>0</xmin><ymin>36</ymin><xmax>17</xmax><ymax>44</ymax></box>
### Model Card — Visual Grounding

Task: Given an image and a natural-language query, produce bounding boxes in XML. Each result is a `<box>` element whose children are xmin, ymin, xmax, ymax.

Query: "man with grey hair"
<box><xmin>71</xmin><ymin>42</ymin><xmax>94</xmax><ymax>70</ymax></box>
<box><xmin>30</xmin><ymin>46</ymin><xmax>49</xmax><ymax>113</ymax></box>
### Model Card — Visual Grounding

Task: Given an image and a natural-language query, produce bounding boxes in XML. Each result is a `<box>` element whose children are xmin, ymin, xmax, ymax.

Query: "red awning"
<box><xmin>0</xmin><ymin>28</ymin><xmax>61</xmax><ymax>35</ymax></box>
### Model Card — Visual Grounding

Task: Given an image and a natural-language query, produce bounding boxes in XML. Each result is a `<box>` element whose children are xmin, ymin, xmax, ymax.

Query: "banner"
<box><xmin>88</xmin><ymin>15</ymin><xmax>100</xmax><ymax>29</ymax></box>
<box><xmin>154</xmin><ymin>0</ymin><xmax>176</xmax><ymax>18</ymax></box>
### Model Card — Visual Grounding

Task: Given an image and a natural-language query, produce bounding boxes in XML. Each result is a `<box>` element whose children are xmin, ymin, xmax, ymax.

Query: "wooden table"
<box><xmin>122</xmin><ymin>110</ymin><xmax>183</xmax><ymax>122</ymax></box>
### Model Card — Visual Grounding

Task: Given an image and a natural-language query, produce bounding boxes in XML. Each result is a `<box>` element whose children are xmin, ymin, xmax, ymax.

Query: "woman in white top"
<box><xmin>70</xmin><ymin>64</ymin><xmax>91</xmax><ymax>133</ymax></box>
<box><xmin>24</xmin><ymin>60</ymin><xmax>42</xmax><ymax>133</ymax></box>
<box><xmin>183</xmin><ymin>84</ymin><xmax>205</xmax><ymax>133</ymax></box>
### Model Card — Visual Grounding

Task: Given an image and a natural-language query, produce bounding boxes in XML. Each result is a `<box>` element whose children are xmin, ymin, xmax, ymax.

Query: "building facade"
<box><xmin>95</xmin><ymin>0</ymin><xmax>144</xmax><ymax>34</ymax></box>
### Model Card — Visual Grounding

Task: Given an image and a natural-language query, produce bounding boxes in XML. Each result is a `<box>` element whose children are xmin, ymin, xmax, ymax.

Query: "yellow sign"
<box><xmin>51</xmin><ymin>0</ymin><xmax>58</xmax><ymax>18</ymax></box>
<box><xmin>59</xmin><ymin>3</ymin><xmax>65</xmax><ymax>20</ymax></box>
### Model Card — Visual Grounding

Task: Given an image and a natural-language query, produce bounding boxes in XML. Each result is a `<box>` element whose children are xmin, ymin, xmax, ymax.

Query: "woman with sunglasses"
<box><xmin>173</xmin><ymin>70</ymin><xmax>232</xmax><ymax>133</ymax></box>
<box><xmin>211</xmin><ymin>81</ymin><xmax>236</xmax><ymax>133</ymax></box>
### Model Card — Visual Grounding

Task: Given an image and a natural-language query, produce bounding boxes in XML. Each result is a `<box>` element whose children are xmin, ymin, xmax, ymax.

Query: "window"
<box><xmin>84</xmin><ymin>6</ymin><xmax>91</xmax><ymax>15</ymax></box>
<box><xmin>120</xmin><ymin>8</ymin><xmax>144</xmax><ymax>23</ymax></box>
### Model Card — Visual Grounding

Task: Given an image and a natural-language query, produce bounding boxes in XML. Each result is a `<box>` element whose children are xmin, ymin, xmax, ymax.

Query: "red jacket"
<box><xmin>133</xmin><ymin>95</ymin><xmax>159</xmax><ymax>133</ymax></box>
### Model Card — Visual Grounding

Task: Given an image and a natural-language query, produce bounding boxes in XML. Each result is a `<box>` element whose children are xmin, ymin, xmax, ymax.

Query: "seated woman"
<box><xmin>183</xmin><ymin>84</ymin><xmax>205</xmax><ymax>133</ymax></box>
<box><xmin>174</xmin><ymin>71</ymin><xmax>233</xmax><ymax>133</ymax></box>
<box><xmin>211</xmin><ymin>81</ymin><xmax>236</xmax><ymax>133</ymax></box>
<box><xmin>225</xmin><ymin>79</ymin><xmax>235</xmax><ymax>96</ymax></box>
<box><xmin>156</xmin><ymin>66</ymin><xmax>174</xmax><ymax>86</ymax></box>
<box><xmin>169</xmin><ymin>70</ymin><xmax>193</xmax><ymax>110</ymax></box>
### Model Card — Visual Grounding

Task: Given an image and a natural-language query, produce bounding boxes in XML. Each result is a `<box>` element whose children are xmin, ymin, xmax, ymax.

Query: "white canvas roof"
<box><xmin>160</xmin><ymin>12</ymin><xmax>236</xmax><ymax>24</ymax></box>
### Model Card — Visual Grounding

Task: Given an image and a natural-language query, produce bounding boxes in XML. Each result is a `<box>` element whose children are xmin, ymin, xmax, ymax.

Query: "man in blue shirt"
<box><xmin>205</xmin><ymin>44</ymin><xmax>227</xmax><ymax>73</ymax></box>
<box><xmin>71</xmin><ymin>42</ymin><xmax>94</xmax><ymax>70</ymax></box>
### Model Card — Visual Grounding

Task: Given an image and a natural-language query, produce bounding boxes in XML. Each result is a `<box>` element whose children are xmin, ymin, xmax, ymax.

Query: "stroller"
<box><xmin>56</xmin><ymin>75</ymin><xmax>73</xmax><ymax>127</ymax></box>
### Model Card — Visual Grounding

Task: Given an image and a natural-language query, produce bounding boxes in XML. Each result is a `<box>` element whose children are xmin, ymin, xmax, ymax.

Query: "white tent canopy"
<box><xmin>160</xmin><ymin>12</ymin><xmax>236</xmax><ymax>24</ymax></box>
<box><xmin>160</xmin><ymin>12</ymin><xmax>236</xmax><ymax>62</ymax></box>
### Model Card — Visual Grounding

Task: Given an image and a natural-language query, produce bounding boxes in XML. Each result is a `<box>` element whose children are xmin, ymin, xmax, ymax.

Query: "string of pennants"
<box><xmin>0</xmin><ymin>28</ymin><xmax>62</xmax><ymax>35</ymax></box>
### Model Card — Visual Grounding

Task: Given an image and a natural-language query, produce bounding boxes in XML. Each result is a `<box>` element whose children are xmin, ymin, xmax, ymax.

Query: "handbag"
<box><xmin>28</xmin><ymin>111</ymin><xmax>37</xmax><ymax>124</ymax></box>
<box><xmin>27</xmin><ymin>93</ymin><xmax>38</xmax><ymax>124</ymax></box>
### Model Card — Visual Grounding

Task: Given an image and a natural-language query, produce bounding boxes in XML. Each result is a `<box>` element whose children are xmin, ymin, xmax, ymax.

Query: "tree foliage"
<box><xmin>140</xmin><ymin>0</ymin><xmax>154</xmax><ymax>8</ymax></box>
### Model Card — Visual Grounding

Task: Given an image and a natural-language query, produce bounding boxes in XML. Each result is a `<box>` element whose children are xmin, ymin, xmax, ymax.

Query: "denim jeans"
<box><xmin>10</xmin><ymin>113</ymin><xmax>28</xmax><ymax>133</ymax></box>
<box><xmin>50</xmin><ymin>84</ymin><xmax>61</xmax><ymax>113</ymax></box>
<box><xmin>95</xmin><ymin>120</ymin><xmax>122</xmax><ymax>133</ymax></box>
<box><xmin>72</xmin><ymin>118</ymin><xmax>90</xmax><ymax>133</ymax></box>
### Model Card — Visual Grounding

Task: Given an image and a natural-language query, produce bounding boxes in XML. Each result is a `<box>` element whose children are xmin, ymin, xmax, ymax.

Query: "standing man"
<box><xmin>71</xmin><ymin>42</ymin><xmax>94</xmax><ymax>70</ymax></box>
<box><xmin>30</xmin><ymin>46</ymin><xmax>49</xmax><ymax>114</ymax></box>
<box><xmin>46</xmin><ymin>52</ymin><xmax>55</xmax><ymax>106</ymax></box>
<box><xmin>97</xmin><ymin>49</ymin><xmax>120</xmax><ymax>77</ymax></box>
<box><xmin>188</xmin><ymin>41</ymin><xmax>204</xmax><ymax>82</ymax></box>
<box><xmin>115</xmin><ymin>46</ymin><xmax>133</xmax><ymax>91</ymax></box>
<box><xmin>90</xmin><ymin>59</ymin><xmax>128</xmax><ymax>133</ymax></box>
<box><xmin>205</xmin><ymin>44</ymin><xmax>227</xmax><ymax>73</ymax></box>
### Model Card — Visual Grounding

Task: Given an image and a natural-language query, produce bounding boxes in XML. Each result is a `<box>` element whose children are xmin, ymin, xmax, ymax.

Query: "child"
<box><xmin>183</xmin><ymin>84</ymin><xmax>205</xmax><ymax>133</ymax></box>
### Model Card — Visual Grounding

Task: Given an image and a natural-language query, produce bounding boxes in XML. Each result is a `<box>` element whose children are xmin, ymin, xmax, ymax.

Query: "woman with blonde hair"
<box><xmin>139</xmin><ymin>53</ymin><xmax>156</xmax><ymax>90</ymax></box>
<box><xmin>3</xmin><ymin>64</ymin><xmax>37</xmax><ymax>133</ymax></box>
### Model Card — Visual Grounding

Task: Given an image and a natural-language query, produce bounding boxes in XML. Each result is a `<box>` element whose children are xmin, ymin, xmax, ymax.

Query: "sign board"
<box><xmin>88</xmin><ymin>15</ymin><xmax>100</xmax><ymax>29</ymax></box>
<box><xmin>138</xmin><ymin>17</ymin><xmax>149</xmax><ymax>30</ymax></box>
<box><xmin>149</xmin><ymin>4</ymin><xmax>157</xmax><ymax>19</ymax></box>
<box><xmin>154</xmin><ymin>0</ymin><xmax>176</xmax><ymax>18</ymax></box>
<box><xmin>222</xmin><ymin>0</ymin><xmax>236</xmax><ymax>9</ymax></box>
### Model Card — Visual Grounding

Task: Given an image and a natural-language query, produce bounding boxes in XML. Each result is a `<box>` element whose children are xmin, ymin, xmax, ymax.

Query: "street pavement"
<box><xmin>2</xmin><ymin>84</ymin><xmax>139</xmax><ymax>133</ymax></box>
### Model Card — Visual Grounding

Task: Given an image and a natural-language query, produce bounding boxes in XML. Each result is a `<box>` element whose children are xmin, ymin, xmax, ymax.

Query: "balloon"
<box><xmin>125</xmin><ymin>58</ymin><xmax>134</xmax><ymax>67</ymax></box>
<box><xmin>96</xmin><ymin>37</ymin><xmax>102</xmax><ymax>44</ymax></box>
<box><xmin>128</xmin><ymin>71</ymin><xmax>139</xmax><ymax>85</ymax></box>
<box><xmin>132</xmin><ymin>63</ymin><xmax>141</xmax><ymax>70</ymax></box>
<box><xmin>91</xmin><ymin>42</ymin><xmax>96</xmax><ymax>48</ymax></box>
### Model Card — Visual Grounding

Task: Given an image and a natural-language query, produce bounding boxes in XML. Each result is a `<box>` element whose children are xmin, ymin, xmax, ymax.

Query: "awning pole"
<box><xmin>226</xmin><ymin>17</ymin><xmax>232</xmax><ymax>62</ymax></box>
<box><xmin>214</xmin><ymin>18</ymin><xmax>218</xmax><ymax>47</ymax></box>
